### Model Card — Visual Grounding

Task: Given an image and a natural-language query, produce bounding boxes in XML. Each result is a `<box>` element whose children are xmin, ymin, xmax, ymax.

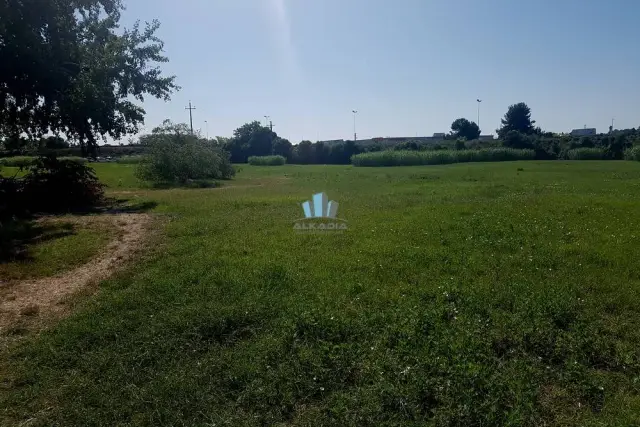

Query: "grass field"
<box><xmin>3</xmin><ymin>161</ymin><xmax>640</xmax><ymax>426</ymax></box>
<box><xmin>0</xmin><ymin>217</ymin><xmax>114</xmax><ymax>281</ymax></box>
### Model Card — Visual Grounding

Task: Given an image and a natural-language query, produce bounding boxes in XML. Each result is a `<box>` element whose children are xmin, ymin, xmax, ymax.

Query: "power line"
<box><xmin>185</xmin><ymin>101</ymin><xmax>196</xmax><ymax>134</ymax></box>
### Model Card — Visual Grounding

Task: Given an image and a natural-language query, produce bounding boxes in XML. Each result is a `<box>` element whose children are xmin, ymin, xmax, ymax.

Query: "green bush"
<box><xmin>135</xmin><ymin>134</ymin><xmax>235</xmax><ymax>184</ymax></box>
<box><xmin>566</xmin><ymin>148</ymin><xmax>606</xmax><ymax>160</ymax></box>
<box><xmin>624</xmin><ymin>146</ymin><xmax>640</xmax><ymax>161</ymax></box>
<box><xmin>0</xmin><ymin>156</ymin><xmax>104</xmax><ymax>220</ymax></box>
<box><xmin>0</xmin><ymin>176</ymin><xmax>23</xmax><ymax>220</ymax></box>
<box><xmin>351</xmin><ymin>148</ymin><xmax>535</xmax><ymax>167</ymax></box>
<box><xmin>248</xmin><ymin>155</ymin><xmax>286</xmax><ymax>166</ymax></box>
<box><xmin>22</xmin><ymin>156</ymin><xmax>104</xmax><ymax>213</ymax></box>
<box><xmin>0</xmin><ymin>156</ymin><xmax>86</xmax><ymax>167</ymax></box>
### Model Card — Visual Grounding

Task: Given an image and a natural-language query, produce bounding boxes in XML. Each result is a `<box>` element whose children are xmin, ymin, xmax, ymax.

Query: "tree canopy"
<box><xmin>497</xmin><ymin>103</ymin><xmax>536</xmax><ymax>138</ymax></box>
<box><xmin>0</xmin><ymin>0</ymin><xmax>178</xmax><ymax>154</ymax></box>
<box><xmin>450</xmin><ymin>118</ymin><xmax>481</xmax><ymax>141</ymax></box>
<box><xmin>225</xmin><ymin>121</ymin><xmax>286</xmax><ymax>163</ymax></box>
<box><xmin>135</xmin><ymin>119</ymin><xmax>235</xmax><ymax>183</ymax></box>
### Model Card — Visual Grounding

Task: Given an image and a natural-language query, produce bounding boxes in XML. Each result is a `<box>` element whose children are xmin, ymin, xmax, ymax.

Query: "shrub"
<box><xmin>135</xmin><ymin>134</ymin><xmax>235</xmax><ymax>184</ymax></box>
<box><xmin>21</xmin><ymin>156</ymin><xmax>105</xmax><ymax>213</ymax></box>
<box><xmin>351</xmin><ymin>148</ymin><xmax>535</xmax><ymax>167</ymax></box>
<box><xmin>394</xmin><ymin>141</ymin><xmax>420</xmax><ymax>151</ymax></box>
<box><xmin>624</xmin><ymin>146</ymin><xmax>640</xmax><ymax>161</ymax></box>
<box><xmin>0</xmin><ymin>176</ymin><xmax>24</xmax><ymax>220</ymax></box>
<box><xmin>579</xmin><ymin>136</ymin><xmax>594</xmax><ymax>148</ymax></box>
<box><xmin>248</xmin><ymin>155</ymin><xmax>286</xmax><ymax>166</ymax></box>
<box><xmin>0</xmin><ymin>156</ymin><xmax>86</xmax><ymax>167</ymax></box>
<box><xmin>502</xmin><ymin>131</ymin><xmax>535</xmax><ymax>149</ymax></box>
<box><xmin>0</xmin><ymin>156</ymin><xmax>104</xmax><ymax>219</ymax></box>
<box><xmin>605</xmin><ymin>135</ymin><xmax>631</xmax><ymax>159</ymax></box>
<box><xmin>566</xmin><ymin>148</ymin><xmax>606</xmax><ymax>160</ymax></box>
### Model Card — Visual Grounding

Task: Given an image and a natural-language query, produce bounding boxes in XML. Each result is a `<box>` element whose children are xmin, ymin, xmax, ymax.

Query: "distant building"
<box><xmin>432</xmin><ymin>133</ymin><xmax>446</xmax><ymax>139</ymax></box>
<box><xmin>570</xmin><ymin>128</ymin><xmax>596</xmax><ymax>137</ymax></box>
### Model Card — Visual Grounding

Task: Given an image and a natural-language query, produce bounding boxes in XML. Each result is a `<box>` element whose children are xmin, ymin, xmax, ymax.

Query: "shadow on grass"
<box><xmin>0</xmin><ymin>198</ymin><xmax>157</xmax><ymax>264</ymax></box>
<box><xmin>0</xmin><ymin>219</ymin><xmax>75</xmax><ymax>264</ymax></box>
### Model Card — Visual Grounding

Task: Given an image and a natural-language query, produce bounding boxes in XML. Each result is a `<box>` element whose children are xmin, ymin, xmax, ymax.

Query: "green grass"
<box><xmin>3</xmin><ymin>161</ymin><xmax>640</xmax><ymax>425</ymax></box>
<box><xmin>90</xmin><ymin>163</ymin><xmax>144</xmax><ymax>189</ymax></box>
<box><xmin>115</xmin><ymin>155</ymin><xmax>145</xmax><ymax>164</ymax></box>
<box><xmin>0</xmin><ymin>217</ymin><xmax>114</xmax><ymax>281</ymax></box>
<box><xmin>352</xmin><ymin>148</ymin><xmax>536</xmax><ymax>166</ymax></box>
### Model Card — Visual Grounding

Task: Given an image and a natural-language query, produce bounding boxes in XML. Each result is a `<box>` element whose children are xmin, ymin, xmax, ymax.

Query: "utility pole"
<box><xmin>352</xmin><ymin>110</ymin><xmax>358</xmax><ymax>141</ymax></box>
<box><xmin>477</xmin><ymin>99</ymin><xmax>482</xmax><ymax>130</ymax></box>
<box><xmin>269</xmin><ymin>120</ymin><xmax>274</xmax><ymax>132</ymax></box>
<box><xmin>185</xmin><ymin>101</ymin><xmax>196</xmax><ymax>134</ymax></box>
<box><xmin>204</xmin><ymin>120</ymin><xmax>209</xmax><ymax>140</ymax></box>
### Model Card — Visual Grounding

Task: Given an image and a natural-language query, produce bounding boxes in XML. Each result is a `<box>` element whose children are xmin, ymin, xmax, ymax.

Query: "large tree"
<box><xmin>225</xmin><ymin>121</ymin><xmax>279</xmax><ymax>162</ymax></box>
<box><xmin>450</xmin><ymin>118</ymin><xmax>481</xmax><ymax>141</ymax></box>
<box><xmin>0</xmin><ymin>0</ymin><xmax>178</xmax><ymax>155</ymax></box>
<box><xmin>497</xmin><ymin>102</ymin><xmax>536</xmax><ymax>138</ymax></box>
<box><xmin>272</xmin><ymin>137</ymin><xmax>293</xmax><ymax>160</ymax></box>
<box><xmin>292</xmin><ymin>140</ymin><xmax>315</xmax><ymax>164</ymax></box>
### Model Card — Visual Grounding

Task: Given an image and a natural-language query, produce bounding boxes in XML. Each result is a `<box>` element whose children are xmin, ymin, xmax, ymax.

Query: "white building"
<box><xmin>570</xmin><ymin>128</ymin><xmax>596</xmax><ymax>137</ymax></box>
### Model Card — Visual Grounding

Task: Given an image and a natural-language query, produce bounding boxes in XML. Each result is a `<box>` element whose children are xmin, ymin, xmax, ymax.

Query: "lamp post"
<box><xmin>352</xmin><ymin>110</ymin><xmax>358</xmax><ymax>141</ymax></box>
<box><xmin>476</xmin><ymin>99</ymin><xmax>482</xmax><ymax>131</ymax></box>
<box><xmin>204</xmin><ymin>120</ymin><xmax>209</xmax><ymax>140</ymax></box>
<box><xmin>264</xmin><ymin>115</ymin><xmax>270</xmax><ymax>127</ymax></box>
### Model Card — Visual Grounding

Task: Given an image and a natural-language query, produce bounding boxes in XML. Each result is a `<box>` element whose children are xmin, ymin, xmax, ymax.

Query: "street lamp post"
<box><xmin>264</xmin><ymin>115</ymin><xmax>270</xmax><ymax>127</ymax></box>
<box><xmin>204</xmin><ymin>120</ymin><xmax>209</xmax><ymax>140</ymax></box>
<box><xmin>476</xmin><ymin>99</ymin><xmax>482</xmax><ymax>131</ymax></box>
<box><xmin>352</xmin><ymin>110</ymin><xmax>358</xmax><ymax>141</ymax></box>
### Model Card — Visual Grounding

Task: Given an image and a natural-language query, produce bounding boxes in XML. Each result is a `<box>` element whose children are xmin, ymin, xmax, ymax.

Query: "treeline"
<box><xmin>221</xmin><ymin>102</ymin><xmax>640</xmax><ymax>164</ymax></box>
<box><xmin>0</xmin><ymin>143</ymin><xmax>146</xmax><ymax>159</ymax></box>
<box><xmin>499</xmin><ymin>129</ymin><xmax>639</xmax><ymax>160</ymax></box>
<box><xmin>220</xmin><ymin>125</ymin><xmax>640</xmax><ymax>165</ymax></box>
<box><xmin>0</xmin><ymin>135</ymin><xmax>70</xmax><ymax>153</ymax></box>
<box><xmin>220</xmin><ymin>121</ymin><xmax>361</xmax><ymax>165</ymax></box>
<box><xmin>5</xmin><ymin>102</ymin><xmax>640</xmax><ymax>165</ymax></box>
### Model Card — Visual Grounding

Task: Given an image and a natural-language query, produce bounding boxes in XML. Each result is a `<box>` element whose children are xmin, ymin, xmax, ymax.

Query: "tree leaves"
<box><xmin>497</xmin><ymin>103</ymin><xmax>536</xmax><ymax>138</ymax></box>
<box><xmin>450</xmin><ymin>118</ymin><xmax>481</xmax><ymax>141</ymax></box>
<box><xmin>0</xmin><ymin>0</ymin><xmax>179</xmax><ymax>154</ymax></box>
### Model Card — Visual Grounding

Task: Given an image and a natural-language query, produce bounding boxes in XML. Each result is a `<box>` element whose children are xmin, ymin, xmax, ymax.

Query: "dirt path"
<box><xmin>0</xmin><ymin>213</ymin><xmax>153</xmax><ymax>336</ymax></box>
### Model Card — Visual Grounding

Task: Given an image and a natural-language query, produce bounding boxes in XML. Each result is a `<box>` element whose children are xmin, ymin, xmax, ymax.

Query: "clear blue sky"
<box><xmin>119</xmin><ymin>0</ymin><xmax>640</xmax><ymax>142</ymax></box>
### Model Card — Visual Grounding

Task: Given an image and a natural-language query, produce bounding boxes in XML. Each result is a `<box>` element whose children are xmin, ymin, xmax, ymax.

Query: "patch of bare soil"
<box><xmin>0</xmin><ymin>213</ymin><xmax>153</xmax><ymax>337</ymax></box>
